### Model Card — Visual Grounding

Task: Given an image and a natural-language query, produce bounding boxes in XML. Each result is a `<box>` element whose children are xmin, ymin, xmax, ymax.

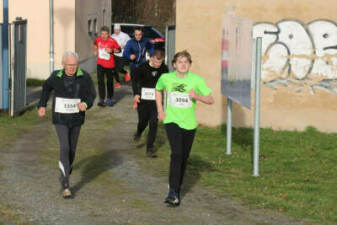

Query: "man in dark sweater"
<box><xmin>133</xmin><ymin>49</ymin><xmax>168</xmax><ymax>157</ymax></box>
<box><xmin>37</xmin><ymin>52</ymin><xmax>96</xmax><ymax>198</ymax></box>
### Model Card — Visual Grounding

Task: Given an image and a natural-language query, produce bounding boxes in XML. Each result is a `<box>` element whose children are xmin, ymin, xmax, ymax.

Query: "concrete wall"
<box><xmin>75</xmin><ymin>0</ymin><xmax>111</xmax><ymax>64</ymax></box>
<box><xmin>10</xmin><ymin>0</ymin><xmax>75</xmax><ymax>79</ymax></box>
<box><xmin>4</xmin><ymin>0</ymin><xmax>110</xmax><ymax>79</ymax></box>
<box><xmin>176</xmin><ymin>0</ymin><xmax>337</xmax><ymax>132</ymax></box>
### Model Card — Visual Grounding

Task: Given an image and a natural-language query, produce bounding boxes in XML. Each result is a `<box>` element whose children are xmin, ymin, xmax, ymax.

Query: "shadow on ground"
<box><xmin>114</xmin><ymin>85</ymin><xmax>132</xmax><ymax>104</ymax></box>
<box><xmin>181</xmin><ymin>154</ymin><xmax>216</xmax><ymax>198</ymax></box>
<box><xmin>221</xmin><ymin>125</ymin><xmax>254</xmax><ymax>150</ymax></box>
<box><xmin>71</xmin><ymin>150</ymin><xmax>123</xmax><ymax>195</ymax></box>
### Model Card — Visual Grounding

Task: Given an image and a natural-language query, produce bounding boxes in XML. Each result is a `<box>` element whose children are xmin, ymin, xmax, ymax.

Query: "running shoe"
<box><xmin>146</xmin><ymin>148</ymin><xmax>157</xmax><ymax>158</ymax></box>
<box><xmin>125</xmin><ymin>73</ymin><xmax>131</xmax><ymax>82</ymax></box>
<box><xmin>164</xmin><ymin>189</ymin><xmax>180</xmax><ymax>206</ymax></box>
<box><xmin>97</xmin><ymin>99</ymin><xmax>106</xmax><ymax>107</ymax></box>
<box><xmin>62</xmin><ymin>188</ymin><xmax>72</xmax><ymax>198</ymax></box>
<box><xmin>133</xmin><ymin>133</ymin><xmax>141</xmax><ymax>141</ymax></box>
<box><xmin>107</xmin><ymin>98</ymin><xmax>115</xmax><ymax>107</ymax></box>
<box><xmin>114</xmin><ymin>82</ymin><xmax>121</xmax><ymax>88</ymax></box>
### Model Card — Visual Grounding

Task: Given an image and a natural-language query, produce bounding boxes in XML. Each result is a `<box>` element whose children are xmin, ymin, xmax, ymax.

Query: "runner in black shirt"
<box><xmin>133</xmin><ymin>49</ymin><xmax>168</xmax><ymax>157</ymax></box>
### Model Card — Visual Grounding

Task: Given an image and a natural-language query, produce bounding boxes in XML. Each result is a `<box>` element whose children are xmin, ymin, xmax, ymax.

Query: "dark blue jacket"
<box><xmin>123</xmin><ymin>38</ymin><xmax>154</xmax><ymax>68</ymax></box>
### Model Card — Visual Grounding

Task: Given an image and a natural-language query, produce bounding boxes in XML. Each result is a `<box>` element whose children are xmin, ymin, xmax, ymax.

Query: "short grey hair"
<box><xmin>62</xmin><ymin>51</ymin><xmax>79</xmax><ymax>63</ymax></box>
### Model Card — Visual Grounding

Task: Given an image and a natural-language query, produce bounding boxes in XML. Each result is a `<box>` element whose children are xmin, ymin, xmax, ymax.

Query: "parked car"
<box><xmin>111</xmin><ymin>23</ymin><xmax>165</xmax><ymax>49</ymax></box>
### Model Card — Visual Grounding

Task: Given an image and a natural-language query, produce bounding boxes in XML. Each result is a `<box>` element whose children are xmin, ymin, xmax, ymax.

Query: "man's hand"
<box><xmin>134</xmin><ymin>95</ymin><xmax>140</xmax><ymax>103</ymax></box>
<box><xmin>158</xmin><ymin>111</ymin><xmax>166</xmax><ymax>121</ymax></box>
<box><xmin>37</xmin><ymin>107</ymin><xmax>46</xmax><ymax>117</ymax></box>
<box><xmin>130</xmin><ymin>54</ymin><xmax>136</xmax><ymax>61</ymax></box>
<box><xmin>133</xmin><ymin>95</ymin><xmax>140</xmax><ymax>109</ymax></box>
<box><xmin>189</xmin><ymin>89</ymin><xmax>198</xmax><ymax>100</ymax></box>
<box><xmin>106</xmin><ymin>48</ymin><xmax>112</xmax><ymax>53</ymax></box>
<box><xmin>93</xmin><ymin>46</ymin><xmax>98</xmax><ymax>56</ymax></box>
<box><xmin>77</xmin><ymin>103</ymin><xmax>87</xmax><ymax>112</ymax></box>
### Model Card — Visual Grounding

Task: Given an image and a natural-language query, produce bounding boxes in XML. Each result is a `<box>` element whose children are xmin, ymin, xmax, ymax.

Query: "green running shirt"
<box><xmin>156</xmin><ymin>72</ymin><xmax>212</xmax><ymax>130</ymax></box>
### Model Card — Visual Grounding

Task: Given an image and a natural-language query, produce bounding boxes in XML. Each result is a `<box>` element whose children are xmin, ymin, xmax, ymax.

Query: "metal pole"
<box><xmin>2</xmin><ymin>0</ymin><xmax>9</xmax><ymax>109</ymax></box>
<box><xmin>10</xmin><ymin>23</ymin><xmax>14</xmax><ymax>116</ymax></box>
<box><xmin>49</xmin><ymin>0</ymin><xmax>54</xmax><ymax>73</ymax></box>
<box><xmin>226</xmin><ymin>98</ymin><xmax>232</xmax><ymax>155</ymax></box>
<box><xmin>253</xmin><ymin>37</ymin><xmax>262</xmax><ymax>177</ymax></box>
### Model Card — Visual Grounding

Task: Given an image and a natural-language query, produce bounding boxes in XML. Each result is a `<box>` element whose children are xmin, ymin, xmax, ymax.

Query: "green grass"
<box><xmin>132</xmin><ymin>125</ymin><xmax>337</xmax><ymax>225</ymax></box>
<box><xmin>0</xmin><ymin>109</ymin><xmax>47</xmax><ymax>224</ymax></box>
<box><xmin>0</xmin><ymin>109</ymin><xmax>49</xmax><ymax>148</ymax></box>
<box><xmin>26</xmin><ymin>78</ymin><xmax>45</xmax><ymax>87</ymax></box>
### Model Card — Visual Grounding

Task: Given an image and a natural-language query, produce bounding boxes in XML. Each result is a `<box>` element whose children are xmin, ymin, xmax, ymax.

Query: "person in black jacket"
<box><xmin>37</xmin><ymin>52</ymin><xmax>96</xmax><ymax>198</ymax></box>
<box><xmin>133</xmin><ymin>49</ymin><xmax>168</xmax><ymax>157</ymax></box>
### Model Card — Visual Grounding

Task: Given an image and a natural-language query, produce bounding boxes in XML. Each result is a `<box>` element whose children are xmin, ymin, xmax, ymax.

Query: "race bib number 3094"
<box><xmin>168</xmin><ymin>92</ymin><xmax>192</xmax><ymax>108</ymax></box>
<box><xmin>55</xmin><ymin>97</ymin><xmax>81</xmax><ymax>114</ymax></box>
<box><xmin>141</xmin><ymin>88</ymin><xmax>155</xmax><ymax>100</ymax></box>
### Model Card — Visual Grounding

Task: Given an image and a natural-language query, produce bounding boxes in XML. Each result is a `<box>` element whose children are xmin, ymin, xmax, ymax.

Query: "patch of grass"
<box><xmin>0</xmin><ymin>109</ymin><xmax>49</xmax><ymax>148</ymax></box>
<box><xmin>0</xmin><ymin>203</ymin><xmax>37</xmax><ymax>225</ymax></box>
<box><xmin>166</xmin><ymin>125</ymin><xmax>337</xmax><ymax>224</ymax></box>
<box><xmin>131</xmin><ymin>124</ymin><xmax>337</xmax><ymax>224</ymax></box>
<box><xmin>26</xmin><ymin>78</ymin><xmax>45</xmax><ymax>87</ymax></box>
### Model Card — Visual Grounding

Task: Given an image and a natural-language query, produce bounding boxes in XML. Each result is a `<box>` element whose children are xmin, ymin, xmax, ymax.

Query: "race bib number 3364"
<box><xmin>168</xmin><ymin>92</ymin><xmax>192</xmax><ymax>108</ymax></box>
<box><xmin>55</xmin><ymin>97</ymin><xmax>81</xmax><ymax>114</ymax></box>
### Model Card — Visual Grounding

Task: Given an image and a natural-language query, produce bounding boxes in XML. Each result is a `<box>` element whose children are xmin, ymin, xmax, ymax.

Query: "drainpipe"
<box><xmin>2</xmin><ymin>0</ymin><xmax>9</xmax><ymax>109</ymax></box>
<box><xmin>49</xmin><ymin>0</ymin><xmax>54</xmax><ymax>73</ymax></box>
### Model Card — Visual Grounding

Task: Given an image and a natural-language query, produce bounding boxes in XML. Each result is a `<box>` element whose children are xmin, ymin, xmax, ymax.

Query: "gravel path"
<box><xmin>0</xmin><ymin>85</ymin><xmax>308</xmax><ymax>225</ymax></box>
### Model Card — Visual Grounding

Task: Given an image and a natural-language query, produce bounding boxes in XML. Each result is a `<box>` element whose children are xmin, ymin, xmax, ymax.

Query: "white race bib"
<box><xmin>98</xmin><ymin>48</ymin><xmax>110</xmax><ymax>60</ymax></box>
<box><xmin>141</xmin><ymin>88</ymin><xmax>155</xmax><ymax>100</ymax></box>
<box><xmin>168</xmin><ymin>92</ymin><xmax>192</xmax><ymax>108</ymax></box>
<box><xmin>55</xmin><ymin>97</ymin><xmax>81</xmax><ymax>114</ymax></box>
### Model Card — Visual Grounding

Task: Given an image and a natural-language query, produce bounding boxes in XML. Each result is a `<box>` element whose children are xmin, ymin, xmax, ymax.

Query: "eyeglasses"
<box><xmin>65</xmin><ymin>64</ymin><xmax>77</xmax><ymax>67</ymax></box>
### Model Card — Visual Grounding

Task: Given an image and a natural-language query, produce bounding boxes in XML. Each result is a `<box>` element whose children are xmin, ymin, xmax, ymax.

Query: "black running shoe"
<box><xmin>133</xmin><ymin>133</ymin><xmax>141</xmax><ymax>141</ymax></box>
<box><xmin>146</xmin><ymin>148</ymin><xmax>157</xmax><ymax>158</ymax></box>
<box><xmin>164</xmin><ymin>189</ymin><xmax>180</xmax><ymax>206</ymax></box>
<box><xmin>97</xmin><ymin>101</ymin><xmax>106</xmax><ymax>107</ymax></box>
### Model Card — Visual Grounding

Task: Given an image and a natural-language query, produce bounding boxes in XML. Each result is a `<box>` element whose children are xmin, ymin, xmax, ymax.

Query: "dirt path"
<box><xmin>0</xmin><ymin>85</ymin><xmax>308</xmax><ymax>225</ymax></box>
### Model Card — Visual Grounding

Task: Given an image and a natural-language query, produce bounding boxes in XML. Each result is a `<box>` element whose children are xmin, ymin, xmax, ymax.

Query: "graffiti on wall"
<box><xmin>253</xmin><ymin>19</ymin><xmax>337</xmax><ymax>94</ymax></box>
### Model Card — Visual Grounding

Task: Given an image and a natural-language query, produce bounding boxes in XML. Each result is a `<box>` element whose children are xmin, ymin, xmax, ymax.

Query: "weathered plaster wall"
<box><xmin>10</xmin><ymin>0</ymin><xmax>75</xmax><ymax>79</ymax></box>
<box><xmin>176</xmin><ymin>0</ymin><xmax>337</xmax><ymax>132</ymax></box>
<box><xmin>75</xmin><ymin>0</ymin><xmax>111</xmax><ymax>62</ymax></box>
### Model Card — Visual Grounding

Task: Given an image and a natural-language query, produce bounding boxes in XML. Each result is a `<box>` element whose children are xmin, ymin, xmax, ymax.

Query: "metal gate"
<box><xmin>10</xmin><ymin>19</ymin><xmax>27</xmax><ymax>116</ymax></box>
<box><xmin>165</xmin><ymin>25</ymin><xmax>175</xmax><ymax>72</ymax></box>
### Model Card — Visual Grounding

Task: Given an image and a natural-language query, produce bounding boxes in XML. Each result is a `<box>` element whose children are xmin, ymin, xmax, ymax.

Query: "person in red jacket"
<box><xmin>94</xmin><ymin>26</ymin><xmax>121</xmax><ymax>107</ymax></box>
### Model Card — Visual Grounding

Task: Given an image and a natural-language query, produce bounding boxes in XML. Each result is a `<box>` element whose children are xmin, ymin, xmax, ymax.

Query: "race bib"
<box><xmin>55</xmin><ymin>97</ymin><xmax>81</xmax><ymax>114</ymax></box>
<box><xmin>168</xmin><ymin>92</ymin><xmax>192</xmax><ymax>108</ymax></box>
<box><xmin>141</xmin><ymin>88</ymin><xmax>155</xmax><ymax>100</ymax></box>
<box><xmin>98</xmin><ymin>48</ymin><xmax>110</xmax><ymax>60</ymax></box>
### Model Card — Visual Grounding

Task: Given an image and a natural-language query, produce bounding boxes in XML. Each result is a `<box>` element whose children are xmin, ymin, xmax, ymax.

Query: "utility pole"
<box><xmin>2</xmin><ymin>0</ymin><xmax>9</xmax><ymax>109</ymax></box>
<box><xmin>49</xmin><ymin>0</ymin><xmax>54</xmax><ymax>73</ymax></box>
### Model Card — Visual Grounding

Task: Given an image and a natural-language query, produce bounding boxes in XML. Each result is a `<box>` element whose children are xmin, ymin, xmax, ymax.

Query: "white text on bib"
<box><xmin>55</xmin><ymin>97</ymin><xmax>81</xmax><ymax>114</ymax></box>
<box><xmin>168</xmin><ymin>92</ymin><xmax>192</xmax><ymax>108</ymax></box>
<box><xmin>141</xmin><ymin>88</ymin><xmax>155</xmax><ymax>100</ymax></box>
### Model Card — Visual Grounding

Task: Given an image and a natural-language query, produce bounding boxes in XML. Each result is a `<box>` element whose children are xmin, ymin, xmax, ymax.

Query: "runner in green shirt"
<box><xmin>155</xmin><ymin>50</ymin><xmax>214</xmax><ymax>206</ymax></box>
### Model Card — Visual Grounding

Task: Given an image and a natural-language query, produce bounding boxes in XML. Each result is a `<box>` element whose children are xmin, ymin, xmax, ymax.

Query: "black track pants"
<box><xmin>165</xmin><ymin>123</ymin><xmax>196</xmax><ymax>191</ymax></box>
<box><xmin>136</xmin><ymin>102</ymin><xmax>158</xmax><ymax>150</ymax></box>
<box><xmin>114</xmin><ymin>56</ymin><xmax>128</xmax><ymax>82</ymax></box>
<box><xmin>97</xmin><ymin>64</ymin><xmax>115</xmax><ymax>100</ymax></box>
<box><xmin>55</xmin><ymin>124</ymin><xmax>81</xmax><ymax>188</ymax></box>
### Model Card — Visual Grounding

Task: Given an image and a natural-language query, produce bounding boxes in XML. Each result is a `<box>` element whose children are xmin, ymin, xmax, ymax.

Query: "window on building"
<box><xmin>88</xmin><ymin>19</ymin><xmax>92</xmax><ymax>34</ymax></box>
<box><xmin>103</xmin><ymin>9</ymin><xmax>106</xmax><ymax>26</ymax></box>
<box><xmin>93</xmin><ymin>18</ymin><xmax>97</xmax><ymax>35</ymax></box>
